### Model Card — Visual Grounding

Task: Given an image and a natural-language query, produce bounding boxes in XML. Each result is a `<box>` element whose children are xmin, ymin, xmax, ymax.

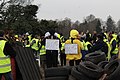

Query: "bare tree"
<box><xmin>0</xmin><ymin>0</ymin><xmax>34</xmax><ymax>5</ymax></box>
<box><xmin>86</xmin><ymin>14</ymin><xmax>95</xmax><ymax>22</ymax></box>
<box><xmin>106</xmin><ymin>15</ymin><xmax>116</xmax><ymax>32</ymax></box>
<box><xmin>117</xmin><ymin>20</ymin><xmax>120</xmax><ymax>32</ymax></box>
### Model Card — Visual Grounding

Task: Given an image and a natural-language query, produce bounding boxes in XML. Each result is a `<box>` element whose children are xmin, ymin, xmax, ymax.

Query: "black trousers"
<box><xmin>0</xmin><ymin>72</ymin><xmax>13</xmax><ymax>80</ymax></box>
<box><xmin>69</xmin><ymin>59</ymin><xmax>81</xmax><ymax>66</ymax></box>
<box><xmin>40</xmin><ymin>54</ymin><xmax>46</xmax><ymax>69</ymax></box>
<box><xmin>46</xmin><ymin>51</ymin><xmax>58</xmax><ymax>68</ymax></box>
<box><xmin>60</xmin><ymin>52</ymin><xmax>66</xmax><ymax>66</ymax></box>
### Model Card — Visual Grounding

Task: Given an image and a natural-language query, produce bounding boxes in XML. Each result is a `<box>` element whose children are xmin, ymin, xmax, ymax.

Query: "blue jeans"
<box><xmin>0</xmin><ymin>71</ymin><xmax>13</xmax><ymax>80</ymax></box>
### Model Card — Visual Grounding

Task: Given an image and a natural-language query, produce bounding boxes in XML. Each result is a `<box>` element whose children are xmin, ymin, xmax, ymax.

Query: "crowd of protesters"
<box><xmin>1</xmin><ymin>29</ymin><xmax>120</xmax><ymax>80</ymax></box>
<box><xmin>5</xmin><ymin>29</ymin><xmax>120</xmax><ymax>67</ymax></box>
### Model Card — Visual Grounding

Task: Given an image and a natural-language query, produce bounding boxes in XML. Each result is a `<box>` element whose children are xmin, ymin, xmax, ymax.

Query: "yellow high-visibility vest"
<box><xmin>0</xmin><ymin>40</ymin><xmax>11</xmax><ymax>73</ymax></box>
<box><xmin>28</xmin><ymin>35</ymin><xmax>32</xmax><ymax>43</ymax></box>
<box><xmin>80</xmin><ymin>40</ymin><xmax>86</xmax><ymax>50</ymax></box>
<box><xmin>84</xmin><ymin>41</ymin><xmax>92</xmax><ymax>51</ymax></box>
<box><xmin>31</xmin><ymin>38</ymin><xmax>39</xmax><ymax>51</ymax></box>
<box><xmin>110</xmin><ymin>38</ymin><xmax>118</xmax><ymax>54</ymax></box>
<box><xmin>112</xmin><ymin>34</ymin><xmax>117</xmax><ymax>39</ymax></box>
<box><xmin>61</xmin><ymin>43</ymin><xmax>65</xmax><ymax>51</ymax></box>
<box><xmin>40</xmin><ymin>45</ymin><xmax>46</xmax><ymax>55</ymax></box>
<box><xmin>103</xmin><ymin>39</ymin><xmax>111</xmax><ymax>60</ymax></box>
<box><xmin>57</xmin><ymin>34</ymin><xmax>61</xmax><ymax>39</ymax></box>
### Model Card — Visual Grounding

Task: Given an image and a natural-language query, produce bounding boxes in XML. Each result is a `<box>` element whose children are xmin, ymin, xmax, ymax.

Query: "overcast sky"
<box><xmin>33</xmin><ymin>0</ymin><xmax>120</xmax><ymax>22</ymax></box>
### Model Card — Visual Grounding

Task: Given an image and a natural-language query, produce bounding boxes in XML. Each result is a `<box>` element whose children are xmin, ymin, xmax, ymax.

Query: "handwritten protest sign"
<box><xmin>46</xmin><ymin>39</ymin><xmax>59</xmax><ymax>50</ymax></box>
<box><xmin>65</xmin><ymin>44</ymin><xmax>78</xmax><ymax>54</ymax></box>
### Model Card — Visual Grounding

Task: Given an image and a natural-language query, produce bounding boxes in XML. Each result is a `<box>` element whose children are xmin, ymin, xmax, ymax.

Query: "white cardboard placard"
<box><xmin>46</xmin><ymin>39</ymin><xmax>59</xmax><ymax>50</ymax></box>
<box><xmin>65</xmin><ymin>44</ymin><xmax>78</xmax><ymax>54</ymax></box>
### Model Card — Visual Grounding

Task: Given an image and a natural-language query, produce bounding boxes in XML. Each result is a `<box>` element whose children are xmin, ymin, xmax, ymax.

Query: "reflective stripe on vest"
<box><xmin>110</xmin><ymin>38</ymin><xmax>118</xmax><ymax>54</ymax></box>
<box><xmin>0</xmin><ymin>56</ymin><xmax>10</xmax><ymax>60</ymax></box>
<box><xmin>57</xmin><ymin>34</ymin><xmax>61</xmax><ymax>39</ymax></box>
<box><xmin>0</xmin><ymin>64</ymin><xmax>11</xmax><ymax>68</ymax></box>
<box><xmin>40</xmin><ymin>45</ymin><xmax>46</xmax><ymax>55</ymax></box>
<box><xmin>0</xmin><ymin>40</ymin><xmax>11</xmax><ymax>73</ymax></box>
<box><xmin>31</xmin><ymin>38</ymin><xmax>39</xmax><ymax>51</ymax></box>
<box><xmin>28</xmin><ymin>35</ymin><xmax>32</xmax><ymax>42</ymax></box>
<box><xmin>84</xmin><ymin>41</ymin><xmax>92</xmax><ymax>51</ymax></box>
<box><xmin>25</xmin><ymin>44</ymin><xmax>30</xmax><ymax>47</ymax></box>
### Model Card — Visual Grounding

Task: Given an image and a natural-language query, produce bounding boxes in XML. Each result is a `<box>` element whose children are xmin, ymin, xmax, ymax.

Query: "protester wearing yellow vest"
<box><xmin>85</xmin><ymin>41</ymin><xmax>92</xmax><ymax>51</ymax></box>
<box><xmin>38</xmin><ymin>35</ymin><xmax>46</xmax><ymax>67</ymax></box>
<box><xmin>81</xmin><ymin>37</ymin><xmax>93</xmax><ymax>60</ymax></box>
<box><xmin>30</xmin><ymin>38</ymin><xmax>39</xmax><ymax>51</ymax></box>
<box><xmin>30</xmin><ymin>35</ymin><xmax>40</xmax><ymax>56</ymax></box>
<box><xmin>57</xmin><ymin>33</ymin><xmax>66</xmax><ymax>66</ymax></box>
<box><xmin>39</xmin><ymin>45</ymin><xmax>46</xmax><ymax>68</ymax></box>
<box><xmin>109</xmin><ymin>33</ymin><xmax>118</xmax><ymax>57</ymax></box>
<box><xmin>103</xmin><ymin>38</ymin><xmax>111</xmax><ymax>61</ymax></box>
<box><xmin>0</xmin><ymin>30</ymin><xmax>15</xmax><ymax>80</ymax></box>
<box><xmin>40</xmin><ymin>45</ymin><xmax>46</xmax><ymax>56</ymax></box>
<box><xmin>60</xmin><ymin>41</ymin><xmax>66</xmax><ymax>66</ymax></box>
<box><xmin>84</xmin><ymin>37</ymin><xmax>93</xmax><ymax>52</ymax></box>
<box><xmin>80</xmin><ymin>35</ymin><xmax>86</xmax><ymax>60</ymax></box>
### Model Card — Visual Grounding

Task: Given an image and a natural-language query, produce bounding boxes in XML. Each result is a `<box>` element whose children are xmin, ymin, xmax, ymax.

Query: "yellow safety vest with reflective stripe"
<box><xmin>84</xmin><ymin>41</ymin><xmax>92</xmax><ymax>51</ymax></box>
<box><xmin>103</xmin><ymin>39</ymin><xmax>111</xmax><ymax>60</ymax></box>
<box><xmin>28</xmin><ymin>35</ymin><xmax>32</xmax><ymax>43</ymax></box>
<box><xmin>0</xmin><ymin>40</ymin><xmax>11</xmax><ymax>73</ymax></box>
<box><xmin>61</xmin><ymin>43</ymin><xmax>65</xmax><ymax>51</ymax></box>
<box><xmin>31</xmin><ymin>38</ymin><xmax>39</xmax><ymax>51</ymax></box>
<box><xmin>57</xmin><ymin>34</ymin><xmax>61</xmax><ymax>39</ymax></box>
<box><xmin>81</xmin><ymin>40</ymin><xmax>85</xmax><ymax>50</ymax></box>
<box><xmin>40</xmin><ymin>45</ymin><xmax>46</xmax><ymax>55</ymax></box>
<box><xmin>112</xmin><ymin>34</ymin><xmax>117</xmax><ymax>39</ymax></box>
<box><xmin>110</xmin><ymin>38</ymin><xmax>118</xmax><ymax>54</ymax></box>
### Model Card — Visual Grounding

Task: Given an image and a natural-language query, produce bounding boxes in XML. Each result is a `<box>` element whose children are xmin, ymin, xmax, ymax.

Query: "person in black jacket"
<box><xmin>45</xmin><ymin>30</ymin><xmax>61</xmax><ymax>68</ymax></box>
<box><xmin>89</xmin><ymin>34</ymin><xmax>108</xmax><ymax>55</ymax></box>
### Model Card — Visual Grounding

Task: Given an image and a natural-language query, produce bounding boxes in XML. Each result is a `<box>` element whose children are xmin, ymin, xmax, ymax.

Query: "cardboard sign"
<box><xmin>65</xmin><ymin>44</ymin><xmax>78</xmax><ymax>54</ymax></box>
<box><xmin>46</xmin><ymin>39</ymin><xmax>59</xmax><ymax>50</ymax></box>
